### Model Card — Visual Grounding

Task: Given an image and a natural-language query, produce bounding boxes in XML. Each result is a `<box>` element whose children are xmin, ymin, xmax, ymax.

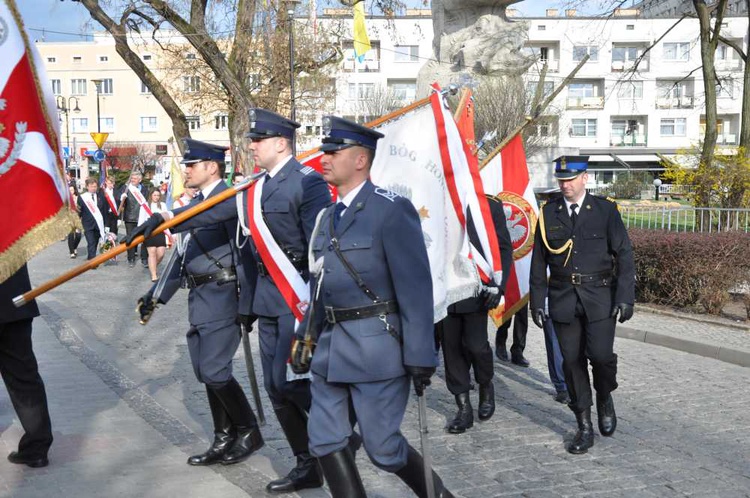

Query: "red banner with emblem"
<box><xmin>479</xmin><ymin>134</ymin><xmax>538</xmax><ymax>326</ymax></box>
<box><xmin>0</xmin><ymin>0</ymin><xmax>77</xmax><ymax>283</ymax></box>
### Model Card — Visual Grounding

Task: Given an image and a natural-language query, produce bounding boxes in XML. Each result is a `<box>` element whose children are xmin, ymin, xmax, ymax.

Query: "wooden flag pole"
<box><xmin>13</xmin><ymin>173</ymin><xmax>264</xmax><ymax>308</ymax></box>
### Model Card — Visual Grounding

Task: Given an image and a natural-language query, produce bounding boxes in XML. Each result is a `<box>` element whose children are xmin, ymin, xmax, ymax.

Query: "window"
<box><xmin>347</xmin><ymin>83</ymin><xmax>374</xmax><ymax>100</ymax></box>
<box><xmin>99</xmin><ymin>55</ymin><xmax>108</xmax><ymax>62</ymax></box>
<box><xmin>538</xmin><ymin>25</ymin><xmax>546</xmax><ymax>31</ymax></box>
<box><xmin>617</xmin><ymin>81</ymin><xmax>643</xmax><ymax>99</ymax></box>
<box><xmin>186</xmin><ymin>53</ymin><xmax>197</xmax><ymax>60</ymax></box>
<box><xmin>526</xmin><ymin>81</ymin><xmax>554</xmax><ymax>100</ymax></box>
<box><xmin>540</xmin><ymin>47</ymin><xmax>549</xmax><ymax>62</ymax></box>
<box><xmin>71</xmin><ymin>78</ymin><xmax>87</xmax><ymax>96</ymax></box>
<box><xmin>140</xmin><ymin>81</ymin><xmax>151</xmax><ymax>94</ymax></box>
<box><xmin>214</xmin><ymin>114</ymin><xmax>228</xmax><ymax>130</ymax></box>
<box><xmin>187</xmin><ymin>116</ymin><xmax>201</xmax><ymax>130</ymax></box>
<box><xmin>140</xmin><ymin>117</ymin><xmax>158</xmax><ymax>132</ymax></box>
<box><xmin>143</xmin><ymin>54</ymin><xmax>152</xmax><ymax>61</ymax></box>
<box><xmin>71</xmin><ymin>117</ymin><xmax>88</xmax><ymax>133</ymax></box>
<box><xmin>72</xmin><ymin>55</ymin><xmax>82</xmax><ymax>63</ymax></box>
<box><xmin>568</xmin><ymin>82</ymin><xmax>596</xmax><ymax>98</ymax></box>
<box><xmin>660</xmin><ymin>118</ymin><xmax>686</xmax><ymax>136</ymax></box>
<box><xmin>573</xmin><ymin>45</ymin><xmax>598</xmax><ymax>62</ymax></box>
<box><xmin>663</xmin><ymin>42</ymin><xmax>690</xmax><ymax>61</ymax></box>
<box><xmin>716</xmin><ymin>80</ymin><xmax>734</xmax><ymax>99</ymax></box>
<box><xmin>98</xmin><ymin>78</ymin><xmax>113</xmax><ymax>95</ymax></box>
<box><xmin>626</xmin><ymin>24</ymin><xmax>635</xmax><ymax>30</ymax></box>
<box><xmin>47</xmin><ymin>57</ymin><xmax>56</xmax><ymax>63</ymax></box>
<box><xmin>388</xmin><ymin>80</ymin><xmax>417</xmax><ymax>101</ymax></box>
<box><xmin>611</xmin><ymin>119</ymin><xmax>639</xmax><ymax>137</ymax></box>
<box><xmin>612</xmin><ymin>46</ymin><xmax>639</xmax><ymax>62</ymax></box>
<box><xmin>183</xmin><ymin>76</ymin><xmax>201</xmax><ymax>93</ymax></box>
<box><xmin>155</xmin><ymin>145</ymin><xmax>168</xmax><ymax>155</ymax></box>
<box><xmin>393</xmin><ymin>45</ymin><xmax>419</xmax><ymax>62</ymax></box>
<box><xmin>657</xmin><ymin>81</ymin><xmax>687</xmax><ymax>99</ymax></box>
<box><xmin>571</xmin><ymin>118</ymin><xmax>597</xmax><ymax>137</ymax></box>
<box><xmin>99</xmin><ymin>117</ymin><xmax>115</xmax><ymax>133</ymax></box>
<box><xmin>51</xmin><ymin>79</ymin><xmax>61</xmax><ymax>95</ymax></box>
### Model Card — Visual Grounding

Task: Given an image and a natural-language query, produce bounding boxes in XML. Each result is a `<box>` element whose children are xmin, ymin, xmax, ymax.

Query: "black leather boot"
<box><xmin>395</xmin><ymin>445</ymin><xmax>455</xmax><ymax>498</ymax></box>
<box><xmin>596</xmin><ymin>393</ymin><xmax>617</xmax><ymax>436</ymax></box>
<box><xmin>319</xmin><ymin>448</ymin><xmax>367</xmax><ymax>498</ymax></box>
<box><xmin>266</xmin><ymin>406</ymin><xmax>323</xmax><ymax>493</ymax></box>
<box><xmin>188</xmin><ymin>388</ymin><xmax>235</xmax><ymax>466</ymax></box>
<box><xmin>447</xmin><ymin>392</ymin><xmax>473</xmax><ymax>434</ymax></box>
<box><xmin>567</xmin><ymin>408</ymin><xmax>595</xmax><ymax>454</ymax></box>
<box><xmin>212</xmin><ymin>378</ymin><xmax>264</xmax><ymax>465</ymax></box>
<box><xmin>477</xmin><ymin>382</ymin><xmax>495</xmax><ymax>421</ymax></box>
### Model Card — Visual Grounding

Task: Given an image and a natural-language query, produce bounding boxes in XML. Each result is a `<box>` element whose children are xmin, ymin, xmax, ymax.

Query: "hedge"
<box><xmin>629</xmin><ymin>229</ymin><xmax>750</xmax><ymax>314</ymax></box>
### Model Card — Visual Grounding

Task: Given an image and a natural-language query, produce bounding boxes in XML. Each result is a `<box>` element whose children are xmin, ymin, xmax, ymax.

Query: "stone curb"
<box><xmin>635</xmin><ymin>304</ymin><xmax>750</xmax><ymax>331</ymax></box>
<box><xmin>617</xmin><ymin>326</ymin><xmax>750</xmax><ymax>368</ymax></box>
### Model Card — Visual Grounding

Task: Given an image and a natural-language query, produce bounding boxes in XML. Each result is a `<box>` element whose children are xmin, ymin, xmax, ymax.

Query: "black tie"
<box><xmin>333</xmin><ymin>202</ymin><xmax>346</xmax><ymax>231</ymax></box>
<box><xmin>92</xmin><ymin>193</ymin><xmax>97</xmax><ymax>204</ymax></box>
<box><xmin>195</xmin><ymin>192</ymin><xmax>204</xmax><ymax>202</ymax></box>
<box><xmin>570</xmin><ymin>203</ymin><xmax>579</xmax><ymax>226</ymax></box>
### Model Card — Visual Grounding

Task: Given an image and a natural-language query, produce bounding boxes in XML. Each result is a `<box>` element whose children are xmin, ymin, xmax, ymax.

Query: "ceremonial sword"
<box><xmin>417</xmin><ymin>391</ymin><xmax>436</xmax><ymax>498</ymax></box>
<box><xmin>240</xmin><ymin>322</ymin><xmax>266</xmax><ymax>426</ymax></box>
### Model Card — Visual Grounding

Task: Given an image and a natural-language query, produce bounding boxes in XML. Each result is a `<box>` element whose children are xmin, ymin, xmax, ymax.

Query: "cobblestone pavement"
<box><xmin>0</xmin><ymin>243</ymin><xmax>746</xmax><ymax>497</ymax></box>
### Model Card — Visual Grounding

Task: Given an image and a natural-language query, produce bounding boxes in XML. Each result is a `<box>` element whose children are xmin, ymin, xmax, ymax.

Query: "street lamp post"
<box><xmin>56</xmin><ymin>96</ymin><xmax>81</xmax><ymax>179</ymax></box>
<box><xmin>288</xmin><ymin>0</ymin><xmax>301</xmax><ymax>154</ymax></box>
<box><xmin>91</xmin><ymin>79</ymin><xmax>103</xmax><ymax>133</ymax></box>
<box><xmin>653</xmin><ymin>178</ymin><xmax>662</xmax><ymax>201</ymax></box>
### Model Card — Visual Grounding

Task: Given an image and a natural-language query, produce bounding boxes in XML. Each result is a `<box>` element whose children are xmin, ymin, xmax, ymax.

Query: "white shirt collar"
<box><xmin>201</xmin><ymin>179</ymin><xmax>223</xmax><ymax>199</ymax></box>
<box><xmin>337</xmin><ymin>180</ymin><xmax>367</xmax><ymax>209</ymax></box>
<box><xmin>564</xmin><ymin>192</ymin><xmax>587</xmax><ymax>215</ymax></box>
<box><xmin>267</xmin><ymin>155</ymin><xmax>293</xmax><ymax>179</ymax></box>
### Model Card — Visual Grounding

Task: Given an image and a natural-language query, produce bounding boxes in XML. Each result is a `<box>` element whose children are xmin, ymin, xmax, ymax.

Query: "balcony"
<box><xmin>717</xmin><ymin>134</ymin><xmax>738</xmax><ymax>145</ymax></box>
<box><xmin>543</xmin><ymin>59</ymin><xmax>559</xmax><ymax>72</ymax></box>
<box><xmin>715</xmin><ymin>59</ymin><xmax>742</xmax><ymax>71</ymax></box>
<box><xmin>610</xmin><ymin>134</ymin><xmax>647</xmax><ymax>146</ymax></box>
<box><xmin>342</xmin><ymin>59</ymin><xmax>380</xmax><ymax>73</ymax></box>
<box><xmin>656</xmin><ymin>96</ymin><xmax>693</xmax><ymax>109</ymax></box>
<box><xmin>611</xmin><ymin>59</ymin><xmax>649</xmax><ymax>72</ymax></box>
<box><xmin>567</xmin><ymin>96</ymin><xmax>604</xmax><ymax>109</ymax></box>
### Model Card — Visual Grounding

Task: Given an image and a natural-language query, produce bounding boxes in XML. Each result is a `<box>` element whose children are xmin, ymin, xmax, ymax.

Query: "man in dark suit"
<box><xmin>130</xmin><ymin>139</ymin><xmax>263</xmax><ymax>467</ymax></box>
<box><xmin>118</xmin><ymin>171</ymin><xmax>149</xmax><ymax>268</ymax></box>
<box><xmin>529</xmin><ymin>156</ymin><xmax>635</xmax><ymax>455</ymax></box>
<box><xmin>77</xmin><ymin>177</ymin><xmax>107</xmax><ymax>260</ymax></box>
<box><xmin>291</xmin><ymin>117</ymin><xmax>455</xmax><ymax>498</ymax></box>
<box><xmin>437</xmin><ymin>195</ymin><xmax>513</xmax><ymax>434</ymax></box>
<box><xmin>0</xmin><ymin>265</ymin><xmax>53</xmax><ymax>468</ymax></box>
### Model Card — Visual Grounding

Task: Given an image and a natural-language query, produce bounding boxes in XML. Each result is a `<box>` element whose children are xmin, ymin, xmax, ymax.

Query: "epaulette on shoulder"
<box><xmin>593</xmin><ymin>193</ymin><xmax>617</xmax><ymax>203</ymax></box>
<box><xmin>374</xmin><ymin>187</ymin><xmax>399</xmax><ymax>202</ymax></box>
<box><xmin>299</xmin><ymin>165</ymin><xmax>315</xmax><ymax>176</ymax></box>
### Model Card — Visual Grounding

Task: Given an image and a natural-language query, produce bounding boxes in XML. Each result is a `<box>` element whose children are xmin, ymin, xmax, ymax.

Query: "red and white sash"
<box><xmin>240</xmin><ymin>175</ymin><xmax>310</xmax><ymax>323</ymax></box>
<box><xmin>82</xmin><ymin>192</ymin><xmax>106</xmax><ymax>242</ymax></box>
<box><xmin>104</xmin><ymin>188</ymin><xmax>118</xmax><ymax>216</ymax></box>
<box><xmin>130</xmin><ymin>184</ymin><xmax>172</xmax><ymax>242</ymax></box>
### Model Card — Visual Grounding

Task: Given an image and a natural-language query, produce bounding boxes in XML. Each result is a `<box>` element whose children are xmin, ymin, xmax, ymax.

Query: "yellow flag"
<box><xmin>353</xmin><ymin>1</ymin><xmax>370</xmax><ymax>62</ymax></box>
<box><xmin>169</xmin><ymin>158</ymin><xmax>185</xmax><ymax>203</ymax></box>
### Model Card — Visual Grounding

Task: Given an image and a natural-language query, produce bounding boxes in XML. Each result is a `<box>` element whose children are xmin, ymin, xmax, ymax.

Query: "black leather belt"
<box><xmin>186</xmin><ymin>267</ymin><xmax>237</xmax><ymax>289</ymax></box>
<box><xmin>257</xmin><ymin>258</ymin><xmax>307</xmax><ymax>277</ymax></box>
<box><xmin>324</xmin><ymin>300</ymin><xmax>399</xmax><ymax>324</ymax></box>
<box><xmin>550</xmin><ymin>270</ymin><xmax>613</xmax><ymax>286</ymax></box>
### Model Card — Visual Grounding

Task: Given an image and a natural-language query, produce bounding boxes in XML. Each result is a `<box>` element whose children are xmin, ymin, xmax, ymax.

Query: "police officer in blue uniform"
<box><xmin>131</xmin><ymin>139</ymin><xmax>264</xmax><ymax>467</ymax></box>
<box><xmin>134</xmin><ymin>111</ymin><xmax>333</xmax><ymax>493</ymax></box>
<box><xmin>529</xmin><ymin>156</ymin><xmax>635</xmax><ymax>455</ymax></box>
<box><xmin>291</xmin><ymin>117</ymin><xmax>455</xmax><ymax>498</ymax></box>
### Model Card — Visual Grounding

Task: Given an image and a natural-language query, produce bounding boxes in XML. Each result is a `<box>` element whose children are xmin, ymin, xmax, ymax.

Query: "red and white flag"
<box><xmin>480</xmin><ymin>134</ymin><xmax>539</xmax><ymax>326</ymax></box>
<box><xmin>0</xmin><ymin>0</ymin><xmax>76</xmax><ymax>283</ymax></box>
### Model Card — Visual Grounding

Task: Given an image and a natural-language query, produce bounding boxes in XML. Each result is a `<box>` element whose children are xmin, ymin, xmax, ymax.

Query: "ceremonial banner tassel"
<box><xmin>0</xmin><ymin>0</ymin><xmax>77</xmax><ymax>283</ymax></box>
<box><xmin>479</xmin><ymin>134</ymin><xmax>538</xmax><ymax>326</ymax></box>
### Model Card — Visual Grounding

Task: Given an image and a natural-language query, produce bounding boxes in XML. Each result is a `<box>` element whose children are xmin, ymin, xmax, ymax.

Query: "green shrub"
<box><xmin>629</xmin><ymin>229</ymin><xmax>750</xmax><ymax>314</ymax></box>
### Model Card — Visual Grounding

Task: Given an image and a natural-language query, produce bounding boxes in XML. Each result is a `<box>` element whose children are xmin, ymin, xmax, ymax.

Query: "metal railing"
<box><xmin>619</xmin><ymin>206</ymin><xmax>750</xmax><ymax>232</ymax></box>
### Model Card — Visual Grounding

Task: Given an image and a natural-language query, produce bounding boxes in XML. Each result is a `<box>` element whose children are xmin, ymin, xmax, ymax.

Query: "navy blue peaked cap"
<box><xmin>320</xmin><ymin>116</ymin><xmax>384</xmax><ymax>151</ymax></box>
<box><xmin>181</xmin><ymin>138</ymin><xmax>228</xmax><ymax>164</ymax></box>
<box><xmin>554</xmin><ymin>155</ymin><xmax>589</xmax><ymax>180</ymax></box>
<box><xmin>246</xmin><ymin>108</ymin><xmax>300</xmax><ymax>139</ymax></box>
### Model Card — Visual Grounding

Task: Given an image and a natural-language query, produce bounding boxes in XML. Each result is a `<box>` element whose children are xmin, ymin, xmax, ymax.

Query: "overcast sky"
<box><xmin>17</xmin><ymin>0</ymin><xmax>614</xmax><ymax>43</ymax></box>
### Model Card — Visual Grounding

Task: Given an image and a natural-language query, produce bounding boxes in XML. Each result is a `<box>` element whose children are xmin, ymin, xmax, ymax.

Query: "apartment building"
<box><xmin>36</xmin><ymin>9</ymin><xmax>748</xmax><ymax>188</ymax></box>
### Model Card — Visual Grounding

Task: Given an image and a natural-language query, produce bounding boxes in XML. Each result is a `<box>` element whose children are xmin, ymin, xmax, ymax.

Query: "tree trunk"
<box><xmin>740</xmin><ymin>1</ymin><xmax>750</xmax><ymax>155</ymax></box>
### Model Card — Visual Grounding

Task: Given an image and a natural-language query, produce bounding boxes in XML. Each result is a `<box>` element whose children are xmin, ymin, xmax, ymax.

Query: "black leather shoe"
<box><xmin>8</xmin><ymin>451</ymin><xmax>48</xmax><ymax>468</ymax></box>
<box><xmin>554</xmin><ymin>390</ymin><xmax>571</xmax><ymax>404</ymax></box>
<box><xmin>596</xmin><ymin>393</ymin><xmax>617</xmax><ymax>437</ymax></box>
<box><xmin>477</xmin><ymin>382</ymin><xmax>495</xmax><ymax>421</ymax></box>
<box><xmin>495</xmin><ymin>345</ymin><xmax>509</xmax><ymax>362</ymax></box>
<box><xmin>221</xmin><ymin>427</ymin><xmax>264</xmax><ymax>465</ymax></box>
<box><xmin>266</xmin><ymin>453</ymin><xmax>323</xmax><ymax>493</ymax></box>
<box><xmin>511</xmin><ymin>354</ymin><xmax>530</xmax><ymax>367</ymax></box>
<box><xmin>447</xmin><ymin>392</ymin><xmax>473</xmax><ymax>434</ymax></box>
<box><xmin>567</xmin><ymin>408</ymin><xmax>594</xmax><ymax>454</ymax></box>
